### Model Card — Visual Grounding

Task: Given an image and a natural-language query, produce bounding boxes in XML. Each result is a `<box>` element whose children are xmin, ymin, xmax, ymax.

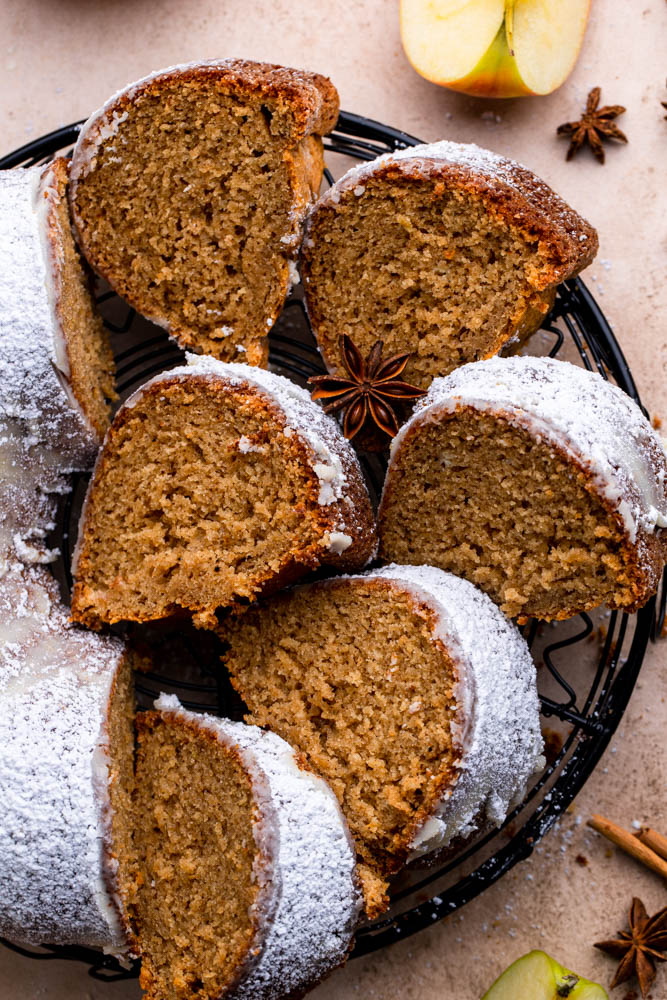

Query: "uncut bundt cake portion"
<box><xmin>0</xmin><ymin>565</ymin><xmax>136</xmax><ymax>956</ymax></box>
<box><xmin>0</xmin><ymin>160</ymin><xmax>115</xmax><ymax>530</ymax></box>
<box><xmin>134</xmin><ymin>696</ymin><xmax>361</xmax><ymax>1000</ymax></box>
<box><xmin>301</xmin><ymin>140</ymin><xmax>597</xmax><ymax>388</ymax></box>
<box><xmin>71</xmin><ymin>357</ymin><xmax>376</xmax><ymax>630</ymax></box>
<box><xmin>221</xmin><ymin>564</ymin><xmax>544</xmax><ymax>917</ymax></box>
<box><xmin>0</xmin><ymin>170</ymin><xmax>132</xmax><ymax>954</ymax></box>
<box><xmin>69</xmin><ymin>59</ymin><xmax>339</xmax><ymax>366</ymax></box>
<box><xmin>379</xmin><ymin>356</ymin><xmax>667</xmax><ymax>621</ymax></box>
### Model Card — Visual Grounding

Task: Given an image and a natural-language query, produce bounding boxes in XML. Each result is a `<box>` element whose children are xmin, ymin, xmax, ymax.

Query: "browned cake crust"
<box><xmin>301</xmin><ymin>141</ymin><xmax>598</xmax><ymax>388</ymax></box>
<box><xmin>69</xmin><ymin>59</ymin><xmax>339</xmax><ymax>366</ymax></box>
<box><xmin>70</xmin><ymin>361</ymin><xmax>376</xmax><ymax>630</ymax></box>
<box><xmin>41</xmin><ymin>157</ymin><xmax>117</xmax><ymax>440</ymax></box>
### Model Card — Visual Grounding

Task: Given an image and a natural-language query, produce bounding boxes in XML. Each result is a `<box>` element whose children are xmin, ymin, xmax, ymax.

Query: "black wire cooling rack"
<box><xmin>1</xmin><ymin>112</ymin><xmax>665</xmax><ymax>981</ymax></box>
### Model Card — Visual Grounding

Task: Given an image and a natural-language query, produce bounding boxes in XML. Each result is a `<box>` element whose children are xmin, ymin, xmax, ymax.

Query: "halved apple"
<box><xmin>482</xmin><ymin>950</ymin><xmax>608</xmax><ymax>1000</ymax></box>
<box><xmin>400</xmin><ymin>0</ymin><xmax>592</xmax><ymax>98</ymax></box>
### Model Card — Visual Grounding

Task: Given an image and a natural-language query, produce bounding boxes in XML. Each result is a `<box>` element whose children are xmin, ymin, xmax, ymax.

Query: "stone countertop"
<box><xmin>0</xmin><ymin>0</ymin><xmax>665</xmax><ymax>997</ymax></box>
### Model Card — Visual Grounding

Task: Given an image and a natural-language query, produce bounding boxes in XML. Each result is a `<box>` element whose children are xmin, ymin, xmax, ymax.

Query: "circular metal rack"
<box><xmin>1</xmin><ymin>113</ymin><xmax>664</xmax><ymax>982</ymax></box>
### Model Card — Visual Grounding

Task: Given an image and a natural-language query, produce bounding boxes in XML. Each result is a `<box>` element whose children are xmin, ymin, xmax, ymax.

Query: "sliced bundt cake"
<box><xmin>221</xmin><ymin>564</ymin><xmax>544</xmax><ymax>917</ymax></box>
<box><xmin>132</xmin><ymin>696</ymin><xmax>360</xmax><ymax>1000</ymax></box>
<box><xmin>71</xmin><ymin>358</ymin><xmax>376</xmax><ymax>630</ymax></box>
<box><xmin>301</xmin><ymin>141</ymin><xmax>598</xmax><ymax>388</ymax></box>
<box><xmin>69</xmin><ymin>59</ymin><xmax>339</xmax><ymax>366</ymax></box>
<box><xmin>378</xmin><ymin>356</ymin><xmax>667</xmax><ymax>620</ymax></box>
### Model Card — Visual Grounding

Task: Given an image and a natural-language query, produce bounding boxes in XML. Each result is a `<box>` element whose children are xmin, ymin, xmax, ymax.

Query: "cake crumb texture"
<box><xmin>222</xmin><ymin>566</ymin><xmax>543</xmax><ymax>914</ymax></box>
<box><xmin>69</xmin><ymin>59</ymin><xmax>339</xmax><ymax>364</ymax></box>
<box><xmin>379</xmin><ymin>356</ymin><xmax>667</xmax><ymax>619</ymax></box>
<box><xmin>302</xmin><ymin>140</ymin><xmax>597</xmax><ymax>387</ymax></box>
<box><xmin>71</xmin><ymin>359</ymin><xmax>376</xmax><ymax>630</ymax></box>
<box><xmin>133</xmin><ymin>712</ymin><xmax>261</xmax><ymax>999</ymax></box>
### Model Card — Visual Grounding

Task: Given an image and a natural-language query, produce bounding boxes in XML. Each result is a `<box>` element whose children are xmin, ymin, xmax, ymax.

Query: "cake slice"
<box><xmin>301</xmin><ymin>140</ymin><xmax>598</xmax><ymax>388</ymax></box>
<box><xmin>133</xmin><ymin>696</ymin><xmax>361</xmax><ymax>1000</ymax></box>
<box><xmin>71</xmin><ymin>358</ymin><xmax>376</xmax><ymax>630</ymax></box>
<box><xmin>69</xmin><ymin>59</ymin><xmax>340</xmax><ymax>366</ymax></box>
<box><xmin>221</xmin><ymin>564</ymin><xmax>544</xmax><ymax>917</ymax></box>
<box><xmin>378</xmin><ymin>356</ymin><xmax>667</xmax><ymax>620</ymax></box>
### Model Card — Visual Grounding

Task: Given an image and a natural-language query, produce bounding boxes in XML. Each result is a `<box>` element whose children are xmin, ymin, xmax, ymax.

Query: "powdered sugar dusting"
<box><xmin>358</xmin><ymin>565</ymin><xmax>543</xmax><ymax>857</ymax></box>
<box><xmin>0</xmin><ymin>167</ymin><xmax>100</xmax><ymax>560</ymax></box>
<box><xmin>392</xmin><ymin>356</ymin><xmax>667</xmax><ymax>550</ymax></box>
<box><xmin>0</xmin><ymin>561</ymin><xmax>128</xmax><ymax>952</ymax></box>
<box><xmin>154</xmin><ymin>697</ymin><xmax>360</xmax><ymax>997</ymax></box>
<box><xmin>339</xmin><ymin>139</ymin><xmax>516</xmax><ymax>190</ymax></box>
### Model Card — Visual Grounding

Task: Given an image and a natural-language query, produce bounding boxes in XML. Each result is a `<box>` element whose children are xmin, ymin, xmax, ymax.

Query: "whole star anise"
<box><xmin>594</xmin><ymin>898</ymin><xmax>667</xmax><ymax>998</ymax></box>
<box><xmin>557</xmin><ymin>86</ymin><xmax>628</xmax><ymax>163</ymax></box>
<box><xmin>309</xmin><ymin>335</ymin><xmax>426</xmax><ymax>447</ymax></box>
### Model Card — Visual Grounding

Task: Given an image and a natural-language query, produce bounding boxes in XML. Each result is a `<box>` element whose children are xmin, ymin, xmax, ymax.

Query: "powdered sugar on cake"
<box><xmin>0</xmin><ymin>561</ymin><xmax>129</xmax><ymax>953</ymax></box>
<box><xmin>0</xmin><ymin>167</ymin><xmax>100</xmax><ymax>561</ymax></box>
<box><xmin>0</xmin><ymin>166</ymin><xmax>131</xmax><ymax>956</ymax></box>
<box><xmin>392</xmin><ymin>356</ymin><xmax>667</xmax><ymax>550</ymax></box>
<box><xmin>360</xmin><ymin>565</ymin><xmax>544</xmax><ymax>857</ymax></box>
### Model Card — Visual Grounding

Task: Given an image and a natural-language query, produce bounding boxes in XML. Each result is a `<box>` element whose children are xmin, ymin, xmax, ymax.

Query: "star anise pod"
<box><xmin>309</xmin><ymin>335</ymin><xmax>426</xmax><ymax>448</ymax></box>
<box><xmin>594</xmin><ymin>898</ymin><xmax>667</xmax><ymax>998</ymax></box>
<box><xmin>557</xmin><ymin>86</ymin><xmax>628</xmax><ymax>164</ymax></box>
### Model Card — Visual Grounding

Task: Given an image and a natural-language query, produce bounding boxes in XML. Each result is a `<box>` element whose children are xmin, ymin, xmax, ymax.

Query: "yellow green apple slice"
<box><xmin>482</xmin><ymin>950</ymin><xmax>608</xmax><ymax>999</ymax></box>
<box><xmin>400</xmin><ymin>0</ymin><xmax>592</xmax><ymax>97</ymax></box>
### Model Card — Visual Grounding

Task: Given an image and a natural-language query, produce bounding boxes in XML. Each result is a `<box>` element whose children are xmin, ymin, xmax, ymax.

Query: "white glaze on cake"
<box><xmin>389</xmin><ymin>356</ymin><xmax>667</xmax><ymax>550</ymax></box>
<box><xmin>0</xmin><ymin>561</ymin><xmax>130</xmax><ymax>954</ymax></box>
<box><xmin>0</xmin><ymin>166</ymin><xmax>132</xmax><ymax>955</ymax></box>
<box><xmin>355</xmin><ymin>565</ymin><xmax>544</xmax><ymax>857</ymax></box>
<box><xmin>0</xmin><ymin>167</ymin><xmax>101</xmax><ymax>561</ymax></box>
<box><xmin>154</xmin><ymin>695</ymin><xmax>361</xmax><ymax>998</ymax></box>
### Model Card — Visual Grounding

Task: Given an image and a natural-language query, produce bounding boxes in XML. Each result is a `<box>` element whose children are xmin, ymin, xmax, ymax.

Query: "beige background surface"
<box><xmin>0</xmin><ymin>0</ymin><xmax>665</xmax><ymax>997</ymax></box>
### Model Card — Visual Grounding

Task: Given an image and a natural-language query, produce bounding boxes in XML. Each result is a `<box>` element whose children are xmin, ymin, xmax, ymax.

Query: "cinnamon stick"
<box><xmin>587</xmin><ymin>814</ymin><xmax>667</xmax><ymax>880</ymax></box>
<box><xmin>636</xmin><ymin>826</ymin><xmax>667</xmax><ymax>862</ymax></box>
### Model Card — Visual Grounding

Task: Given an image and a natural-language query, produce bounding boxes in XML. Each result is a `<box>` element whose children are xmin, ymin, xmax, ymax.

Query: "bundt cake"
<box><xmin>221</xmin><ymin>564</ymin><xmax>544</xmax><ymax>917</ymax></box>
<box><xmin>71</xmin><ymin>357</ymin><xmax>376</xmax><ymax>631</ymax></box>
<box><xmin>0</xmin><ymin>160</ymin><xmax>115</xmax><ymax>560</ymax></box>
<box><xmin>301</xmin><ymin>140</ymin><xmax>598</xmax><ymax>388</ymax></box>
<box><xmin>0</xmin><ymin>161</ymin><xmax>134</xmax><ymax>954</ymax></box>
<box><xmin>133</xmin><ymin>695</ymin><xmax>361</xmax><ymax>1000</ymax></box>
<box><xmin>0</xmin><ymin>565</ymin><xmax>136</xmax><ymax>954</ymax></box>
<box><xmin>378</xmin><ymin>356</ymin><xmax>667</xmax><ymax>620</ymax></box>
<box><xmin>69</xmin><ymin>59</ymin><xmax>340</xmax><ymax>366</ymax></box>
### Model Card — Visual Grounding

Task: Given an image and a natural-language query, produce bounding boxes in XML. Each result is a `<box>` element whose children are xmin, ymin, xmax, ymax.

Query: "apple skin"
<box><xmin>400</xmin><ymin>1</ymin><xmax>592</xmax><ymax>99</ymax></box>
<box><xmin>481</xmin><ymin>950</ymin><xmax>609</xmax><ymax>1000</ymax></box>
